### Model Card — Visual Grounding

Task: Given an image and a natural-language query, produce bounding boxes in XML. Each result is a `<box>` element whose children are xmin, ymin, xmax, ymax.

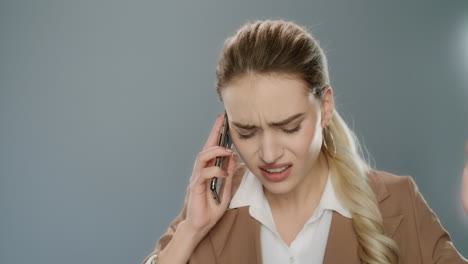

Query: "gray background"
<box><xmin>1</xmin><ymin>0</ymin><xmax>467</xmax><ymax>263</ymax></box>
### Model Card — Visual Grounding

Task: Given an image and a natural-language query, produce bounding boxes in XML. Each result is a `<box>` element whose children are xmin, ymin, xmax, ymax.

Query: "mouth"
<box><xmin>260</xmin><ymin>165</ymin><xmax>292</xmax><ymax>173</ymax></box>
<box><xmin>259</xmin><ymin>163</ymin><xmax>292</xmax><ymax>170</ymax></box>
<box><xmin>259</xmin><ymin>165</ymin><xmax>293</xmax><ymax>182</ymax></box>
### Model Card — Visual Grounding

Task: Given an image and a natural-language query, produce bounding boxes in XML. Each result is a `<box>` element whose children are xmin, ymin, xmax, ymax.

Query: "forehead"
<box><xmin>221</xmin><ymin>73</ymin><xmax>316</xmax><ymax>125</ymax></box>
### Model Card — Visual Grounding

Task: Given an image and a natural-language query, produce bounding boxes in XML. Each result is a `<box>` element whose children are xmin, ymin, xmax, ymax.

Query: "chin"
<box><xmin>260</xmin><ymin>176</ymin><xmax>298</xmax><ymax>195</ymax></box>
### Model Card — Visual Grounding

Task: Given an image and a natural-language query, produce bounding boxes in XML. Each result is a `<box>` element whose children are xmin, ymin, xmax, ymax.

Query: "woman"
<box><xmin>142</xmin><ymin>20</ymin><xmax>467</xmax><ymax>264</ymax></box>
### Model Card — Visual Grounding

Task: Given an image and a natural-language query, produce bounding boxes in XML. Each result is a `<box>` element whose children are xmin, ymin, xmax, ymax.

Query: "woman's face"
<box><xmin>222</xmin><ymin>73</ymin><xmax>334</xmax><ymax>196</ymax></box>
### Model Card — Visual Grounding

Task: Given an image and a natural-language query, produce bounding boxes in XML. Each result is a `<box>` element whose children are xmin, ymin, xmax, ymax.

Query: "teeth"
<box><xmin>263</xmin><ymin>166</ymin><xmax>289</xmax><ymax>173</ymax></box>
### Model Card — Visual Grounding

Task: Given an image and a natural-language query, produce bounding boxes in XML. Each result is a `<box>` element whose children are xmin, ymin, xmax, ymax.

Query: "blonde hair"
<box><xmin>214</xmin><ymin>19</ymin><xmax>400</xmax><ymax>264</ymax></box>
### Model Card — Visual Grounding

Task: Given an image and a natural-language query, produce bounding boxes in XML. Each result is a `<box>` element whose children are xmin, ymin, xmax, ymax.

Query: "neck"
<box><xmin>263</xmin><ymin>152</ymin><xmax>329</xmax><ymax>214</ymax></box>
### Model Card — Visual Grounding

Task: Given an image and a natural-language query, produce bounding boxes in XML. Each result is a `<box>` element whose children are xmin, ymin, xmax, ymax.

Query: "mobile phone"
<box><xmin>210</xmin><ymin>111</ymin><xmax>233</xmax><ymax>204</ymax></box>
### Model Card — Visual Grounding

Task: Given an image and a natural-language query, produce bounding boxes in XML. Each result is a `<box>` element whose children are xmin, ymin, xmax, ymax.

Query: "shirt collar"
<box><xmin>229</xmin><ymin>168</ymin><xmax>352</xmax><ymax>219</ymax></box>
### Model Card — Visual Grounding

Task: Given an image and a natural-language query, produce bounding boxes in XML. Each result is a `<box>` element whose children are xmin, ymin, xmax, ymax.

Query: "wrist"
<box><xmin>181</xmin><ymin>220</ymin><xmax>210</xmax><ymax>241</ymax></box>
<box><xmin>157</xmin><ymin>220</ymin><xmax>206</xmax><ymax>264</ymax></box>
<box><xmin>179</xmin><ymin>220</ymin><xmax>207</xmax><ymax>242</ymax></box>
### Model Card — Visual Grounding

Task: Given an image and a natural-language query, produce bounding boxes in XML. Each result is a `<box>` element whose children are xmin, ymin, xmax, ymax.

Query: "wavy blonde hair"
<box><xmin>214</xmin><ymin>19</ymin><xmax>400</xmax><ymax>264</ymax></box>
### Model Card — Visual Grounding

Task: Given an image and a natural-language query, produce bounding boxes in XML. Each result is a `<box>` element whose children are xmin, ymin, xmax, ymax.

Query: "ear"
<box><xmin>320</xmin><ymin>86</ymin><xmax>335</xmax><ymax>128</ymax></box>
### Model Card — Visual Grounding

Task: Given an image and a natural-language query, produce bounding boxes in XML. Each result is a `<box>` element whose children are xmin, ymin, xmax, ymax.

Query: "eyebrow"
<box><xmin>231</xmin><ymin>112</ymin><xmax>305</xmax><ymax>130</ymax></box>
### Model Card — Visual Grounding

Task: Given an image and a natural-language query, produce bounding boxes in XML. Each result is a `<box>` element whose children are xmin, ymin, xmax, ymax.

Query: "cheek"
<box><xmin>231</xmin><ymin>137</ymin><xmax>249</xmax><ymax>160</ymax></box>
<box><xmin>295</xmin><ymin>121</ymin><xmax>323</xmax><ymax>155</ymax></box>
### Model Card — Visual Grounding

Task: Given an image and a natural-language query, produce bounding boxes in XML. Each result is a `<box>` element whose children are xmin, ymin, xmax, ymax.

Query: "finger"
<box><xmin>190</xmin><ymin>166</ymin><xmax>228</xmax><ymax>193</ymax></box>
<box><xmin>207</xmin><ymin>145</ymin><xmax>229</xmax><ymax>168</ymax></box>
<box><xmin>192</xmin><ymin>145</ymin><xmax>219</xmax><ymax>169</ymax></box>
<box><xmin>190</xmin><ymin>147</ymin><xmax>232</xmax><ymax>183</ymax></box>
<box><xmin>202</xmin><ymin>114</ymin><xmax>225</xmax><ymax>151</ymax></box>
<box><xmin>206</xmin><ymin>154</ymin><xmax>235</xmax><ymax>199</ymax></box>
<box><xmin>220</xmin><ymin>153</ymin><xmax>238</xmax><ymax>207</ymax></box>
<box><xmin>194</xmin><ymin>147</ymin><xmax>234</xmax><ymax>173</ymax></box>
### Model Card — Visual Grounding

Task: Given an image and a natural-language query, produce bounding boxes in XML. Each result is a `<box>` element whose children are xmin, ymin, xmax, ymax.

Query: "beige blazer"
<box><xmin>142</xmin><ymin>164</ymin><xmax>467</xmax><ymax>264</ymax></box>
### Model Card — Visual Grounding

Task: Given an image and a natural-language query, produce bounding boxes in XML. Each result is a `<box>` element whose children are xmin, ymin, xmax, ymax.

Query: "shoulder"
<box><xmin>365</xmin><ymin>169</ymin><xmax>451</xmax><ymax>223</ymax></box>
<box><xmin>366</xmin><ymin>169</ymin><xmax>423</xmax><ymax>215</ymax></box>
<box><xmin>367</xmin><ymin>169</ymin><xmax>413</xmax><ymax>196</ymax></box>
<box><xmin>367</xmin><ymin>169</ymin><xmax>436</xmax><ymax>212</ymax></box>
<box><xmin>368</xmin><ymin>168</ymin><xmax>409</xmax><ymax>185</ymax></box>
<box><xmin>366</xmin><ymin>170</ymin><xmax>467</xmax><ymax>263</ymax></box>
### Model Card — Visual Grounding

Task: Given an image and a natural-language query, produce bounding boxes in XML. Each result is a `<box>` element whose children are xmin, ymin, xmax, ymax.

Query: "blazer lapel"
<box><xmin>322</xmin><ymin>211</ymin><xmax>361</xmax><ymax>263</ymax></box>
<box><xmin>238</xmin><ymin>207</ymin><xmax>263</xmax><ymax>264</ymax></box>
<box><xmin>323</xmin><ymin>170</ymin><xmax>404</xmax><ymax>264</ymax></box>
<box><xmin>369</xmin><ymin>170</ymin><xmax>405</xmax><ymax>238</ymax></box>
<box><xmin>209</xmin><ymin>164</ymin><xmax>263</xmax><ymax>264</ymax></box>
<box><xmin>209</xmin><ymin>206</ymin><xmax>263</xmax><ymax>264</ymax></box>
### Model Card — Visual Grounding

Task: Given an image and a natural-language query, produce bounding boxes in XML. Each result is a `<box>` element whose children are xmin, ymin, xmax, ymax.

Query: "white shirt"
<box><xmin>228</xmin><ymin>169</ymin><xmax>352</xmax><ymax>264</ymax></box>
<box><xmin>146</xmin><ymin>169</ymin><xmax>351</xmax><ymax>264</ymax></box>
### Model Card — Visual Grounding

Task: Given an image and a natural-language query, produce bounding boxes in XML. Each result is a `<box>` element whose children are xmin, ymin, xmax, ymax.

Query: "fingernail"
<box><xmin>225</xmin><ymin>149</ymin><xmax>233</xmax><ymax>152</ymax></box>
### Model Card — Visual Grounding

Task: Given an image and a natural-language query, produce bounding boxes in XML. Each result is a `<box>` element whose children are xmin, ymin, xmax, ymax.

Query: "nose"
<box><xmin>259</xmin><ymin>132</ymin><xmax>283</xmax><ymax>164</ymax></box>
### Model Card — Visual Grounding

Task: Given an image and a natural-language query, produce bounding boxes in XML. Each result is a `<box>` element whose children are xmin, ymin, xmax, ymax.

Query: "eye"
<box><xmin>238</xmin><ymin>133</ymin><xmax>254</xmax><ymax>139</ymax></box>
<box><xmin>283</xmin><ymin>125</ymin><xmax>301</xmax><ymax>134</ymax></box>
<box><xmin>237</xmin><ymin>125</ymin><xmax>301</xmax><ymax>139</ymax></box>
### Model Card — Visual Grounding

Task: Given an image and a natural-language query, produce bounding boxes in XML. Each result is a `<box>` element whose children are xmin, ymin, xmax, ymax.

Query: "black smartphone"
<box><xmin>210</xmin><ymin>111</ymin><xmax>233</xmax><ymax>204</ymax></box>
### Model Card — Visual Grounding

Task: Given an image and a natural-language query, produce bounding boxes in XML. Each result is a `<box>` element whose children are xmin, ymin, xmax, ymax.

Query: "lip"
<box><xmin>260</xmin><ymin>165</ymin><xmax>292</xmax><ymax>182</ymax></box>
<box><xmin>258</xmin><ymin>163</ymin><xmax>292</xmax><ymax>170</ymax></box>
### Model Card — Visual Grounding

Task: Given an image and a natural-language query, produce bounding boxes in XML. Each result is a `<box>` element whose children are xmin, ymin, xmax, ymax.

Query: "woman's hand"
<box><xmin>184</xmin><ymin>114</ymin><xmax>238</xmax><ymax>238</ymax></box>
<box><xmin>462</xmin><ymin>142</ymin><xmax>468</xmax><ymax>214</ymax></box>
